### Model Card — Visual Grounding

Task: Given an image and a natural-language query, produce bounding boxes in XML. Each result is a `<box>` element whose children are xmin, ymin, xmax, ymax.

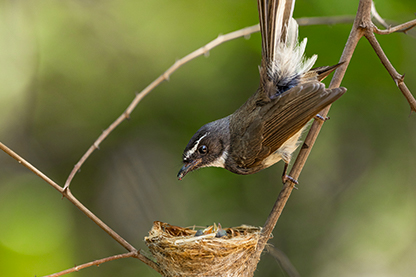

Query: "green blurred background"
<box><xmin>1</xmin><ymin>0</ymin><xmax>415</xmax><ymax>276</ymax></box>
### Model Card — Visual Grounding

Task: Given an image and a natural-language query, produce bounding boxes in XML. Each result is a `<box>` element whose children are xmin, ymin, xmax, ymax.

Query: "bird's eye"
<box><xmin>198</xmin><ymin>145</ymin><xmax>207</xmax><ymax>154</ymax></box>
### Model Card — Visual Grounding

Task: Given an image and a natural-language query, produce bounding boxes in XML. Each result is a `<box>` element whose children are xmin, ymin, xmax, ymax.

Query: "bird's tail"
<box><xmin>258</xmin><ymin>0</ymin><xmax>317</xmax><ymax>89</ymax></box>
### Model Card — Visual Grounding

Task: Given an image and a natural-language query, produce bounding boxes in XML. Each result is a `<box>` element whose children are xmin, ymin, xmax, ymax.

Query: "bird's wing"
<box><xmin>229</xmin><ymin>83</ymin><xmax>346</xmax><ymax>169</ymax></box>
<box><xmin>260</xmin><ymin>82</ymin><xmax>346</xmax><ymax>157</ymax></box>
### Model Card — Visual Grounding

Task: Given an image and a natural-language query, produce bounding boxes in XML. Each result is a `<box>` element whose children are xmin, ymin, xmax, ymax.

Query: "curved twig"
<box><xmin>0</xmin><ymin>142</ymin><xmax>162</xmax><ymax>275</ymax></box>
<box><xmin>297</xmin><ymin>15</ymin><xmax>354</xmax><ymax>26</ymax></box>
<box><xmin>374</xmin><ymin>19</ymin><xmax>416</xmax><ymax>35</ymax></box>
<box><xmin>62</xmin><ymin>15</ymin><xmax>356</xmax><ymax>192</ymax></box>
<box><xmin>43</xmin><ymin>251</ymin><xmax>142</xmax><ymax>277</ymax></box>
<box><xmin>365</xmin><ymin>29</ymin><xmax>416</xmax><ymax>112</ymax></box>
<box><xmin>62</xmin><ymin>24</ymin><xmax>260</xmax><ymax>192</ymax></box>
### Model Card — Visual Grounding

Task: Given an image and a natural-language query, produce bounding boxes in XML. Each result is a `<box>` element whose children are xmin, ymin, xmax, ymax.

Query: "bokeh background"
<box><xmin>1</xmin><ymin>0</ymin><xmax>416</xmax><ymax>276</ymax></box>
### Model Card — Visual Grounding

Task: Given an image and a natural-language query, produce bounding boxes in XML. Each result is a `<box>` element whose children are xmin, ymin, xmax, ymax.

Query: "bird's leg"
<box><xmin>314</xmin><ymin>114</ymin><xmax>330</xmax><ymax>122</ymax></box>
<box><xmin>282</xmin><ymin>163</ymin><xmax>298</xmax><ymax>185</ymax></box>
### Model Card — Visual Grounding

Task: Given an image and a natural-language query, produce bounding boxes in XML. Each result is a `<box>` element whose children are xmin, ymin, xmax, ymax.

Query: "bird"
<box><xmin>177</xmin><ymin>0</ymin><xmax>347</xmax><ymax>182</ymax></box>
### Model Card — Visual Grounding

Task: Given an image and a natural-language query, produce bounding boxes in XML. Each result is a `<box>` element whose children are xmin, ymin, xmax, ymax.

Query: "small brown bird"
<box><xmin>178</xmin><ymin>0</ymin><xmax>346</xmax><ymax>182</ymax></box>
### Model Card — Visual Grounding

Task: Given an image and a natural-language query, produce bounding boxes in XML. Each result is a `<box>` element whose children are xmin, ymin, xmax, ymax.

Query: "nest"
<box><xmin>145</xmin><ymin>221</ymin><xmax>262</xmax><ymax>277</ymax></box>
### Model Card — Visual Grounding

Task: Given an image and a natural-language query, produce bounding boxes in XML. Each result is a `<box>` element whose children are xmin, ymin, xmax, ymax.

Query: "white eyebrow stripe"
<box><xmin>185</xmin><ymin>132</ymin><xmax>209</xmax><ymax>159</ymax></box>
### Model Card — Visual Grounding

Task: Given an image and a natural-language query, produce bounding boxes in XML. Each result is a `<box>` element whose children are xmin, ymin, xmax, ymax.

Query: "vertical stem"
<box><xmin>246</xmin><ymin>1</ymin><xmax>371</xmax><ymax>276</ymax></box>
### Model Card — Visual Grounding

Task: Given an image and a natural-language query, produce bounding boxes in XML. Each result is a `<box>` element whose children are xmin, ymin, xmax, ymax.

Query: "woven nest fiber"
<box><xmin>145</xmin><ymin>221</ymin><xmax>262</xmax><ymax>277</ymax></box>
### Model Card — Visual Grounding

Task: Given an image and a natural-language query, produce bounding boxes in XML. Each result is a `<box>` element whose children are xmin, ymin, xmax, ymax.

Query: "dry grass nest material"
<box><xmin>145</xmin><ymin>221</ymin><xmax>262</xmax><ymax>277</ymax></box>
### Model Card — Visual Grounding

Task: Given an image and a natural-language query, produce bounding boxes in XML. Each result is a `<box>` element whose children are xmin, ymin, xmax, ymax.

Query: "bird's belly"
<box><xmin>262</xmin><ymin>125</ymin><xmax>307</xmax><ymax>168</ymax></box>
<box><xmin>262</xmin><ymin>151</ymin><xmax>284</xmax><ymax>168</ymax></box>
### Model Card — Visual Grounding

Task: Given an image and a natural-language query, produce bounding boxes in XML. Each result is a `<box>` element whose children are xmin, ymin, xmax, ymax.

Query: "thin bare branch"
<box><xmin>247</xmin><ymin>0</ymin><xmax>405</xmax><ymax>275</ymax></box>
<box><xmin>296</xmin><ymin>15</ymin><xmax>354</xmax><ymax>26</ymax></box>
<box><xmin>62</xmin><ymin>24</ymin><xmax>259</xmax><ymax>191</ymax></box>
<box><xmin>43</xmin><ymin>251</ymin><xmax>138</xmax><ymax>277</ymax></box>
<box><xmin>371</xmin><ymin>1</ymin><xmax>390</xmax><ymax>29</ymax></box>
<box><xmin>0</xmin><ymin>142</ymin><xmax>64</xmax><ymax>193</ymax></box>
<box><xmin>0</xmin><ymin>142</ymin><xmax>161</xmax><ymax>274</ymax></box>
<box><xmin>62</xmin><ymin>15</ymin><xmax>357</xmax><ymax>192</ymax></box>
<box><xmin>365</xmin><ymin>29</ymin><xmax>416</xmax><ymax>112</ymax></box>
<box><xmin>371</xmin><ymin>0</ymin><xmax>416</xmax><ymax>34</ymax></box>
<box><xmin>252</xmin><ymin>22</ymin><xmax>362</xmax><ymax>252</ymax></box>
<box><xmin>364</xmin><ymin>2</ymin><xmax>416</xmax><ymax>112</ymax></box>
<box><xmin>374</xmin><ymin>19</ymin><xmax>416</xmax><ymax>35</ymax></box>
<box><xmin>265</xmin><ymin>245</ymin><xmax>300</xmax><ymax>277</ymax></box>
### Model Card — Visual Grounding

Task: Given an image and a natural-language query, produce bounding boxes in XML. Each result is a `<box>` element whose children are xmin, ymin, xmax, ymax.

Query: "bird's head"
<box><xmin>177</xmin><ymin>118</ymin><xmax>230</xmax><ymax>180</ymax></box>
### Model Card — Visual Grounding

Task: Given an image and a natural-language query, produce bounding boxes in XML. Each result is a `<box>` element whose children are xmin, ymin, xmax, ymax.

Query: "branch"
<box><xmin>372</xmin><ymin>0</ymin><xmax>416</xmax><ymax>35</ymax></box>
<box><xmin>365</xmin><ymin>30</ymin><xmax>416</xmax><ymax>112</ymax></box>
<box><xmin>265</xmin><ymin>245</ymin><xmax>300</xmax><ymax>277</ymax></box>
<box><xmin>43</xmin><ymin>251</ymin><xmax>139</xmax><ymax>277</ymax></box>
<box><xmin>367</xmin><ymin>12</ymin><xmax>416</xmax><ymax>112</ymax></box>
<box><xmin>374</xmin><ymin>19</ymin><xmax>416</xmax><ymax>35</ymax></box>
<box><xmin>371</xmin><ymin>1</ymin><xmax>390</xmax><ymax>29</ymax></box>
<box><xmin>62</xmin><ymin>24</ymin><xmax>259</xmax><ymax>191</ymax></box>
<box><xmin>296</xmin><ymin>15</ymin><xmax>354</xmax><ymax>26</ymax></box>
<box><xmin>62</xmin><ymin>15</ymin><xmax>356</xmax><ymax>191</ymax></box>
<box><xmin>0</xmin><ymin>14</ymin><xmax>361</xmax><ymax>277</ymax></box>
<box><xmin>248</xmin><ymin>0</ymin><xmax>416</xmax><ymax>275</ymax></box>
<box><xmin>0</xmin><ymin>141</ymin><xmax>162</xmax><ymax>275</ymax></box>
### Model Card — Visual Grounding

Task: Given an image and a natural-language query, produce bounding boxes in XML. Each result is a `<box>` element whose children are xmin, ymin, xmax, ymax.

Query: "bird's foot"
<box><xmin>282</xmin><ymin>174</ymin><xmax>298</xmax><ymax>185</ymax></box>
<box><xmin>314</xmin><ymin>114</ymin><xmax>330</xmax><ymax>122</ymax></box>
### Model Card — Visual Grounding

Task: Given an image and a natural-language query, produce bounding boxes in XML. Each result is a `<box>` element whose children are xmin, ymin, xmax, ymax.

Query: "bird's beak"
<box><xmin>177</xmin><ymin>159</ymin><xmax>201</xmax><ymax>180</ymax></box>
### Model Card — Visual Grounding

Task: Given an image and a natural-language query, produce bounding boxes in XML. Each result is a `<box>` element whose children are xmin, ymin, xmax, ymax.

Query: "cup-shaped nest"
<box><xmin>145</xmin><ymin>221</ymin><xmax>262</xmax><ymax>277</ymax></box>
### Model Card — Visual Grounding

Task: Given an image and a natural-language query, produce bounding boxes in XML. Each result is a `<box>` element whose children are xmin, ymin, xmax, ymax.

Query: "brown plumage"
<box><xmin>178</xmin><ymin>0</ymin><xmax>346</xmax><ymax>180</ymax></box>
